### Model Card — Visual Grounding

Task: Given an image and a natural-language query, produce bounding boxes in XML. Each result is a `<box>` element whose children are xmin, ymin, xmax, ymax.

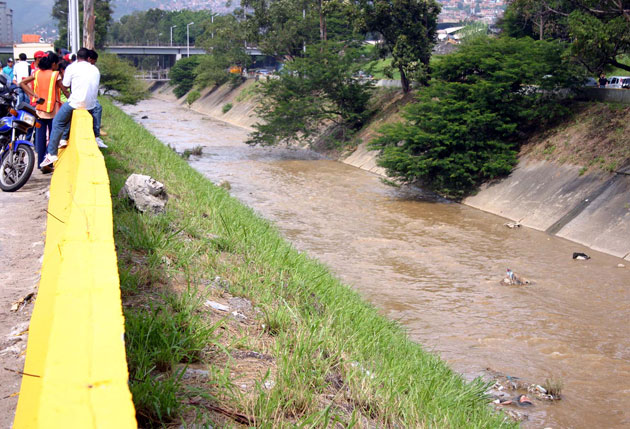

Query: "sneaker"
<box><xmin>95</xmin><ymin>137</ymin><xmax>108</xmax><ymax>148</ymax></box>
<box><xmin>59</xmin><ymin>139</ymin><xmax>68</xmax><ymax>148</ymax></box>
<box><xmin>39</xmin><ymin>154</ymin><xmax>58</xmax><ymax>168</ymax></box>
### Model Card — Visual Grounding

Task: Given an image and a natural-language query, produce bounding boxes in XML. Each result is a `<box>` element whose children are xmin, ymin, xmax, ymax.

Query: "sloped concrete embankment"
<box><xmin>148</xmin><ymin>80</ymin><xmax>258</xmax><ymax>130</ymax></box>
<box><xmin>464</xmin><ymin>158</ymin><xmax>630</xmax><ymax>261</ymax></box>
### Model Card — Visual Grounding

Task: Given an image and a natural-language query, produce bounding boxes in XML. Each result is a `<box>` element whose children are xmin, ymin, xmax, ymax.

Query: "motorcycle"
<box><xmin>0</xmin><ymin>74</ymin><xmax>39</xmax><ymax>192</ymax></box>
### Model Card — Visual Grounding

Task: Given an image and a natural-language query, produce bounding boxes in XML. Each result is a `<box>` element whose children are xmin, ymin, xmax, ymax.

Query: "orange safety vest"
<box><xmin>33</xmin><ymin>70</ymin><xmax>60</xmax><ymax>113</ymax></box>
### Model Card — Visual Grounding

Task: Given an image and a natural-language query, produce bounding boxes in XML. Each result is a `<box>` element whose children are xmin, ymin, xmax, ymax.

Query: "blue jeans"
<box><xmin>35</xmin><ymin>117</ymin><xmax>53</xmax><ymax>167</ymax></box>
<box><xmin>90</xmin><ymin>100</ymin><xmax>102</xmax><ymax>138</ymax></box>
<box><xmin>17</xmin><ymin>88</ymin><xmax>29</xmax><ymax>106</ymax></box>
<box><xmin>47</xmin><ymin>102</ymin><xmax>74</xmax><ymax>156</ymax></box>
<box><xmin>48</xmin><ymin>102</ymin><xmax>100</xmax><ymax>156</ymax></box>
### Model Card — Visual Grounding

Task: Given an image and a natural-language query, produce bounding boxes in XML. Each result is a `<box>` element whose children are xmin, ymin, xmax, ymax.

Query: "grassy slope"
<box><xmin>521</xmin><ymin>101</ymin><xmax>630</xmax><ymax>173</ymax></box>
<box><xmin>101</xmin><ymin>97</ymin><xmax>514</xmax><ymax>428</ymax></box>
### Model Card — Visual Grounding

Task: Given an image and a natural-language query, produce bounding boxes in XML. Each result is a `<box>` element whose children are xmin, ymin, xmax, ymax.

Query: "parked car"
<box><xmin>621</xmin><ymin>77</ymin><xmax>630</xmax><ymax>89</ymax></box>
<box><xmin>583</xmin><ymin>77</ymin><xmax>598</xmax><ymax>87</ymax></box>
<box><xmin>606</xmin><ymin>76</ymin><xmax>630</xmax><ymax>88</ymax></box>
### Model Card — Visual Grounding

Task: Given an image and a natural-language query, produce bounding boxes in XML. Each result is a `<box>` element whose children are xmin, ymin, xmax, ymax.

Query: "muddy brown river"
<box><xmin>122</xmin><ymin>99</ymin><xmax>630</xmax><ymax>428</ymax></box>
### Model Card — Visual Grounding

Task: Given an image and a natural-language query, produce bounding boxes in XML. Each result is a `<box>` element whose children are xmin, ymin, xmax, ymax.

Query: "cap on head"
<box><xmin>34</xmin><ymin>51</ymin><xmax>46</xmax><ymax>59</ymax></box>
<box><xmin>7</xmin><ymin>58</ymin><xmax>13</xmax><ymax>63</ymax></box>
<box><xmin>63</xmin><ymin>54</ymin><xmax>72</xmax><ymax>62</ymax></box>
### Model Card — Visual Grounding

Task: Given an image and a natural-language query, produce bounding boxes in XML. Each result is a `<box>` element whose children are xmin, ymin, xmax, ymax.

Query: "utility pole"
<box><xmin>83</xmin><ymin>0</ymin><xmax>95</xmax><ymax>49</ymax></box>
<box><xmin>186</xmin><ymin>22</ymin><xmax>194</xmax><ymax>57</ymax></box>
<box><xmin>170</xmin><ymin>25</ymin><xmax>177</xmax><ymax>46</ymax></box>
<box><xmin>68</xmin><ymin>0</ymin><xmax>81</xmax><ymax>53</ymax></box>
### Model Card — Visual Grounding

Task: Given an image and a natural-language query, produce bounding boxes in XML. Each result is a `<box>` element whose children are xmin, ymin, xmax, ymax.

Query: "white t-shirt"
<box><xmin>14</xmin><ymin>61</ymin><xmax>30</xmax><ymax>83</ymax></box>
<box><xmin>63</xmin><ymin>60</ymin><xmax>100</xmax><ymax>110</ymax></box>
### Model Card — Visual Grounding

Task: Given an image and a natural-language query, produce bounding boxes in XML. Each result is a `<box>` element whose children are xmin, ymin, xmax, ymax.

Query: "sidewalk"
<box><xmin>0</xmin><ymin>170</ymin><xmax>50</xmax><ymax>427</ymax></box>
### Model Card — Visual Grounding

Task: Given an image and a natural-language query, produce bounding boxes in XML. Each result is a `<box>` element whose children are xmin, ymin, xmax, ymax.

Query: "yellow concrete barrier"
<box><xmin>13</xmin><ymin>110</ymin><xmax>137</xmax><ymax>427</ymax></box>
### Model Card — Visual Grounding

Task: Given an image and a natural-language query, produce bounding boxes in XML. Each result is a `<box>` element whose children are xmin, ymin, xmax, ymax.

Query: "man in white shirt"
<box><xmin>40</xmin><ymin>48</ymin><xmax>104</xmax><ymax>168</ymax></box>
<box><xmin>14</xmin><ymin>53</ymin><xmax>31</xmax><ymax>105</ymax></box>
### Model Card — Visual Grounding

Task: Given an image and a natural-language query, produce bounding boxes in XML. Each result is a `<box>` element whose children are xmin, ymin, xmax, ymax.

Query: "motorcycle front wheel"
<box><xmin>0</xmin><ymin>145</ymin><xmax>35</xmax><ymax>192</ymax></box>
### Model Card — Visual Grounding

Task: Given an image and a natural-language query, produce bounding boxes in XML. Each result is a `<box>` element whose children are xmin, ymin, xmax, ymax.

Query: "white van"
<box><xmin>607</xmin><ymin>76</ymin><xmax>630</xmax><ymax>88</ymax></box>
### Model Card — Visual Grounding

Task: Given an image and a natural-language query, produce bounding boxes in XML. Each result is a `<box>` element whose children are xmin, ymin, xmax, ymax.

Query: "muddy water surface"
<box><xmin>122</xmin><ymin>99</ymin><xmax>630</xmax><ymax>428</ymax></box>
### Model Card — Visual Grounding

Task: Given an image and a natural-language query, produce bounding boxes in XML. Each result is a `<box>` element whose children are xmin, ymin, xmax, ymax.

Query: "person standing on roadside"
<box><xmin>2</xmin><ymin>58</ymin><xmax>15</xmax><ymax>85</ymax></box>
<box><xmin>39</xmin><ymin>48</ymin><xmax>103</xmax><ymax>169</ymax></box>
<box><xmin>14</xmin><ymin>53</ymin><xmax>31</xmax><ymax>105</ymax></box>
<box><xmin>598</xmin><ymin>73</ymin><xmax>608</xmax><ymax>88</ymax></box>
<box><xmin>20</xmin><ymin>53</ymin><xmax>69</xmax><ymax>170</ymax></box>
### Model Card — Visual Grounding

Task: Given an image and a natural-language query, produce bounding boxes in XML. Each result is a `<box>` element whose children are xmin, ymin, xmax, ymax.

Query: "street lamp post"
<box><xmin>170</xmin><ymin>25</ymin><xmax>177</xmax><ymax>47</ymax></box>
<box><xmin>186</xmin><ymin>22</ymin><xmax>194</xmax><ymax>57</ymax></box>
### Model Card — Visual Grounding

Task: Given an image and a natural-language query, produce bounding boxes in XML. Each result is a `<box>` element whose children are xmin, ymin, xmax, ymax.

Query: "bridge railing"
<box><xmin>13</xmin><ymin>110</ymin><xmax>136</xmax><ymax>428</ymax></box>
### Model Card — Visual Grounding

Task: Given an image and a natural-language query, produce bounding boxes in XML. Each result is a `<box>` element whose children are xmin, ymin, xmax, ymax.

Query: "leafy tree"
<box><xmin>503</xmin><ymin>0</ymin><xmax>630</xmax><ymax>73</ymax></box>
<box><xmin>371</xmin><ymin>36</ymin><xmax>576</xmax><ymax>198</ymax></box>
<box><xmin>568</xmin><ymin>10</ymin><xmax>630</xmax><ymax>73</ymax></box>
<box><xmin>248</xmin><ymin>42</ymin><xmax>375</xmax><ymax>146</ymax></box>
<box><xmin>97</xmin><ymin>53</ymin><xmax>147</xmax><ymax>104</ymax></box>
<box><xmin>169</xmin><ymin>56</ymin><xmax>202</xmax><ymax>98</ymax></box>
<box><xmin>108</xmin><ymin>9</ymin><xmax>213</xmax><ymax>46</ymax></box>
<box><xmin>194</xmin><ymin>14</ymin><xmax>252</xmax><ymax>88</ymax></box>
<box><xmin>52</xmin><ymin>0</ymin><xmax>113</xmax><ymax>49</ymax></box>
<box><xmin>240</xmin><ymin>0</ymin><xmax>319</xmax><ymax>58</ymax></box>
<box><xmin>357</xmin><ymin>0</ymin><xmax>441</xmax><ymax>92</ymax></box>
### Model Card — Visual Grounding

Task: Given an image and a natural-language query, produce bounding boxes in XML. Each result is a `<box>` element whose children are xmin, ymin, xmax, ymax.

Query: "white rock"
<box><xmin>119</xmin><ymin>174</ymin><xmax>168</xmax><ymax>214</ymax></box>
<box><xmin>617</xmin><ymin>263</ymin><xmax>625</xmax><ymax>268</ymax></box>
<box><xmin>204</xmin><ymin>300</ymin><xmax>229</xmax><ymax>312</ymax></box>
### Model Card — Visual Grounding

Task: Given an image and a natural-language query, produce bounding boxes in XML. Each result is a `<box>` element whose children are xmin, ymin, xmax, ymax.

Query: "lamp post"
<box><xmin>186</xmin><ymin>22</ymin><xmax>194</xmax><ymax>57</ymax></box>
<box><xmin>170</xmin><ymin>25</ymin><xmax>177</xmax><ymax>46</ymax></box>
<box><xmin>158</xmin><ymin>32</ymin><xmax>162</xmax><ymax>46</ymax></box>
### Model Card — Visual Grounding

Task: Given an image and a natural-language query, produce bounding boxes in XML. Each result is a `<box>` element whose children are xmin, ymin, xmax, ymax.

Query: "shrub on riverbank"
<box><xmin>371</xmin><ymin>36</ymin><xmax>579</xmax><ymax>199</ymax></box>
<box><xmin>98</xmin><ymin>53</ymin><xmax>148</xmax><ymax>104</ymax></box>
<box><xmin>101</xmin><ymin>97</ymin><xmax>515</xmax><ymax>427</ymax></box>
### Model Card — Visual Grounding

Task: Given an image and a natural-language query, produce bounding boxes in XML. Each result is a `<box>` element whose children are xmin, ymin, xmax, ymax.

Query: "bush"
<box><xmin>222</xmin><ymin>102</ymin><xmax>233</xmax><ymax>113</ymax></box>
<box><xmin>97</xmin><ymin>53</ymin><xmax>147</xmax><ymax>104</ymax></box>
<box><xmin>371</xmin><ymin>36</ymin><xmax>576</xmax><ymax>198</ymax></box>
<box><xmin>186</xmin><ymin>89</ymin><xmax>201</xmax><ymax>106</ymax></box>
<box><xmin>169</xmin><ymin>56</ymin><xmax>202</xmax><ymax>98</ymax></box>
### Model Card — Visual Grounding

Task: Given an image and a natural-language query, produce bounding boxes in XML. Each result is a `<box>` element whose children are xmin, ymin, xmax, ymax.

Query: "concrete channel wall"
<box><xmin>464</xmin><ymin>159</ymin><xmax>630</xmax><ymax>261</ymax></box>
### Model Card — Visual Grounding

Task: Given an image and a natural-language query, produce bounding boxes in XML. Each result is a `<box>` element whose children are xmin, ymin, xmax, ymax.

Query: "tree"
<box><xmin>503</xmin><ymin>0</ymin><xmax>630</xmax><ymax>72</ymax></box>
<box><xmin>568</xmin><ymin>10</ymin><xmax>630</xmax><ymax>73</ymax></box>
<box><xmin>194</xmin><ymin>14</ymin><xmax>252</xmax><ymax>88</ymax></box>
<box><xmin>370</xmin><ymin>37</ymin><xmax>576</xmax><ymax>198</ymax></box>
<box><xmin>52</xmin><ymin>0</ymin><xmax>112</xmax><ymax>49</ymax></box>
<box><xmin>248</xmin><ymin>42</ymin><xmax>375</xmax><ymax>146</ymax></box>
<box><xmin>358</xmin><ymin>0</ymin><xmax>440</xmax><ymax>93</ymax></box>
<box><xmin>169</xmin><ymin>56</ymin><xmax>202</xmax><ymax>98</ymax></box>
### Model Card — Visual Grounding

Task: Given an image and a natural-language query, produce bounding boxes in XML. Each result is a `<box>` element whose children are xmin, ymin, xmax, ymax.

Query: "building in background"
<box><xmin>0</xmin><ymin>1</ymin><xmax>14</xmax><ymax>45</ymax></box>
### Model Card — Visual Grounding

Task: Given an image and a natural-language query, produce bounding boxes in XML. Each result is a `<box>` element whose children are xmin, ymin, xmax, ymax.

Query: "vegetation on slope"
<box><xmin>521</xmin><ymin>102</ymin><xmax>630</xmax><ymax>173</ymax></box>
<box><xmin>371</xmin><ymin>36</ymin><xmax>577</xmax><ymax>199</ymax></box>
<box><xmin>101</xmin><ymin>97</ymin><xmax>515</xmax><ymax>428</ymax></box>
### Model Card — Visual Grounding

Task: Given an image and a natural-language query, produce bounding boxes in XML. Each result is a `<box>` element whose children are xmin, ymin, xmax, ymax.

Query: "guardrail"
<box><xmin>13</xmin><ymin>110</ymin><xmax>136</xmax><ymax>427</ymax></box>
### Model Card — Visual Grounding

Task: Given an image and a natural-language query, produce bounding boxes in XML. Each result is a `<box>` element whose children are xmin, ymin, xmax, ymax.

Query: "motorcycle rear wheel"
<box><xmin>0</xmin><ymin>145</ymin><xmax>35</xmax><ymax>192</ymax></box>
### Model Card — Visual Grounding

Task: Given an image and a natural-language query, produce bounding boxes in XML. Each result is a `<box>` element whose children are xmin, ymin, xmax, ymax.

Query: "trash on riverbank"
<box><xmin>10</xmin><ymin>292</ymin><xmax>34</xmax><ymax>312</ymax></box>
<box><xmin>572</xmin><ymin>252</ymin><xmax>591</xmax><ymax>260</ymax></box>
<box><xmin>502</xmin><ymin>269</ymin><xmax>530</xmax><ymax>285</ymax></box>
<box><xmin>504</xmin><ymin>222</ymin><xmax>522</xmax><ymax>228</ymax></box>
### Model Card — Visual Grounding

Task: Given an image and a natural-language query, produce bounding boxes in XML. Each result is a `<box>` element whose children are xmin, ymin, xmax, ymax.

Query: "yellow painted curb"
<box><xmin>13</xmin><ymin>110</ymin><xmax>137</xmax><ymax>427</ymax></box>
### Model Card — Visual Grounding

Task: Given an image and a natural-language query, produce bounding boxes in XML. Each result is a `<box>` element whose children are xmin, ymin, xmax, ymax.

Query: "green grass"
<box><xmin>101</xmin><ymin>97</ymin><xmax>515</xmax><ymax>428</ymax></box>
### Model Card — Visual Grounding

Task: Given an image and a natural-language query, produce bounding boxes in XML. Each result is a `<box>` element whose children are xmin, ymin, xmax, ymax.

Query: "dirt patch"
<box><xmin>0</xmin><ymin>170</ymin><xmax>50</xmax><ymax>427</ymax></box>
<box><xmin>521</xmin><ymin>102</ymin><xmax>630</xmax><ymax>173</ymax></box>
